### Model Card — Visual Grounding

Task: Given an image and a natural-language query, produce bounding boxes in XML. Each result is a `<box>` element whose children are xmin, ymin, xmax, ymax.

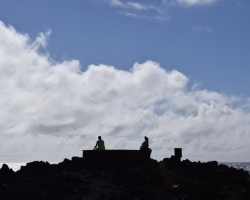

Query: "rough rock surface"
<box><xmin>0</xmin><ymin>156</ymin><xmax>250</xmax><ymax>200</ymax></box>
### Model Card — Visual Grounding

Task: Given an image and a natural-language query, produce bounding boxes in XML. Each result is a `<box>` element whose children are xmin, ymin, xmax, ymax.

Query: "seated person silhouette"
<box><xmin>93</xmin><ymin>136</ymin><xmax>105</xmax><ymax>150</ymax></box>
<box><xmin>140</xmin><ymin>136</ymin><xmax>152</xmax><ymax>155</ymax></box>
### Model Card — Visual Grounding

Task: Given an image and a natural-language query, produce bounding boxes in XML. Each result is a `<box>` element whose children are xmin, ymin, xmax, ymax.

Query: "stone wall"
<box><xmin>82</xmin><ymin>150</ymin><xmax>151</xmax><ymax>159</ymax></box>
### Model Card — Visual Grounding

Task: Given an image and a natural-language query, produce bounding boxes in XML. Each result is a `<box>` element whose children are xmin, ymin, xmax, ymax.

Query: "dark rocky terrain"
<box><xmin>0</xmin><ymin>156</ymin><xmax>250</xmax><ymax>200</ymax></box>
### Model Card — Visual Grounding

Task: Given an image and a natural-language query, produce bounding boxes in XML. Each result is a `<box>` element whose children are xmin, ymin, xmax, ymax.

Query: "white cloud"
<box><xmin>106</xmin><ymin>0</ymin><xmax>161</xmax><ymax>11</ymax></box>
<box><xmin>127</xmin><ymin>2</ymin><xmax>147</xmax><ymax>10</ymax></box>
<box><xmin>100</xmin><ymin>0</ymin><xmax>169</xmax><ymax>21</ymax></box>
<box><xmin>192</xmin><ymin>26</ymin><xmax>213</xmax><ymax>33</ymax></box>
<box><xmin>127</xmin><ymin>2</ymin><xmax>162</xmax><ymax>13</ymax></box>
<box><xmin>174</xmin><ymin>0</ymin><xmax>218</xmax><ymax>6</ymax></box>
<box><xmin>119</xmin><ymin>11</ymin><xmax>169</xmax><ymax>22</ymax></box>
<box><xmin>119</xmin><ymin>11</ymin><xmax>139</xmax><ymax>18</ymax></box>
<box><xmin>93</xmin><ymin>0</ymin><xmax>220</xmax><ymax>22</ymax></box>
<box><xmin>1</xmin><ymin>21</ymin><xmax>250</xmax><ymax>163</ymax></box>
<box><xmin>109</xmin><ymin>0</ymin><xmax>125</xmax><ymax>7</ymax></box>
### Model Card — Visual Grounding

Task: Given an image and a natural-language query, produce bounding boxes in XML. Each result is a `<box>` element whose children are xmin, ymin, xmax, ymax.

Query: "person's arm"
<box><xmin>93</xmin><ymin>141</ymin><xmax>99</xmax><ymax>150</ymax></box>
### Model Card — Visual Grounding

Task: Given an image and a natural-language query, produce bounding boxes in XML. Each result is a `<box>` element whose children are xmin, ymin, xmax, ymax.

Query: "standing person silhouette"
<box><xmin>140</xmin><ymin>136</ymin><xmax>152</xmax><ymax>155</ymax></box>
<box><xmin>93</xmin><ymin>136</ymin><xmax>105</xmax><ymax>150</ymax></box>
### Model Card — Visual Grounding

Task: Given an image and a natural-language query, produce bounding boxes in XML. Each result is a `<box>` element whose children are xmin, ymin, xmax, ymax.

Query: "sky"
<box><xmin>0</xmin><ymin>0</ymin><xmax>250</xmax><ymax>163</ymax></box>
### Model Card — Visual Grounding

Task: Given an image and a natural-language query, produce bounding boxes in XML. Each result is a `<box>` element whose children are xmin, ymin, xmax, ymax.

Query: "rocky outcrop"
<box><xmin>0</xmin><ymin>156</ymin><xmax>249</xmax><ymax>200</ymax></box>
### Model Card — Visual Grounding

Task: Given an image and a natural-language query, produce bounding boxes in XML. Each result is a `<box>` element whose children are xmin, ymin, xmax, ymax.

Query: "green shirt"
<box><xmin>98</xmin><ymin>139</ymin><xmax>105</xmax><ymax>150</ymax></box>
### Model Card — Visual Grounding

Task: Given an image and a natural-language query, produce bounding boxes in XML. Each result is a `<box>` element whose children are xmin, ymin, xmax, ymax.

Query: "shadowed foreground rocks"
<box><xmin>0</xmin><ymin>156</ymin><xmax>250</xmax><ymax>200</ymax></box>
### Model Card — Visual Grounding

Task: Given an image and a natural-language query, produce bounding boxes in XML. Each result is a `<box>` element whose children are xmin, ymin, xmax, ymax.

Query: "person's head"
<box><xmin>144</xmin><ymin>136</ymin><xmax>148</xmax><ymax>141</ymax></box>
<box><xmin>98</xmin><ymin>136</ymin><xmax>101</xmax><ymax>140</ymax></box>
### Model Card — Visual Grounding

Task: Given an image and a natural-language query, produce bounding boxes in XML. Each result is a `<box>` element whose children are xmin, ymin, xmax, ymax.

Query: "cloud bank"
<box><xmin>0</xmin><ymin>21</ymin><xmax>250</xmax><ymax>162</ymax></box>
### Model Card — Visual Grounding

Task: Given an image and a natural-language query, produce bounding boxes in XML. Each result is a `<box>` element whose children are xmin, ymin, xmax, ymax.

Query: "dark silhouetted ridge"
<box><xmin>0</xmin><ymin>156</ymin><xmax>250</xmax><ymax>200</ymax></box>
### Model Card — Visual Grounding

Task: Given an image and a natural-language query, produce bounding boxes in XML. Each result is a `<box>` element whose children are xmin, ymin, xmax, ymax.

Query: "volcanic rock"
<box><xmin>0</xmin><ymin>156</ymin><xmax>249</xmax><ymax>200</ymax></box>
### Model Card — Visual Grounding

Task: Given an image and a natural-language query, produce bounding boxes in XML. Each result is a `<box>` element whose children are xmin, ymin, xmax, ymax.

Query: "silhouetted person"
<box><xmin>140</xmin><ymin>136</ymin><xmax>152</xmax><ymax>155</ymax></box>
<box><xmin>93</xmin><ymin>136</ymin><xmax>105</xmax><ymax>150</ymax></box>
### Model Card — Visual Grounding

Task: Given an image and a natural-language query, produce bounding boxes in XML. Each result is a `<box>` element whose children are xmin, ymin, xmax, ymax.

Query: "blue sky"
<box><xmin>1</xmin><ymin>0</ymin><xmax>249</xmax><ymax>95</ymax></box>
<box><xmin>0</xmin><ymin>0</ymin><xmax>250</xmax><ymax>162</ymax></box>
